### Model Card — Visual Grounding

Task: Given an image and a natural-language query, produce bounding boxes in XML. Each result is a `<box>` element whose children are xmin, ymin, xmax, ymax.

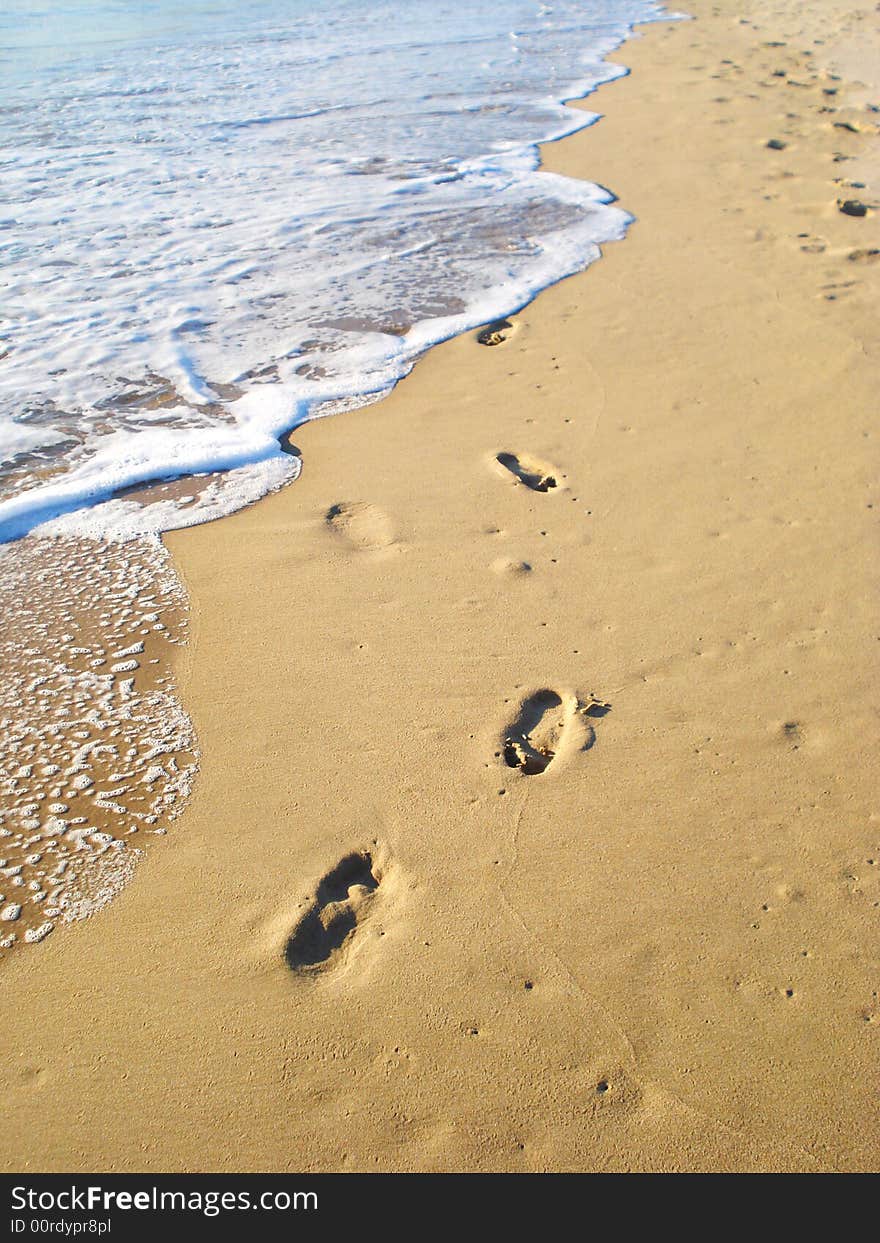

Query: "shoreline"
<box><xmin>0</xmin><ymin>9</ymin><xmax>657</xmax><ymax>548</ymax></box>
<box><xmin>2</xmin><ymin>0</ymin><xmax>879</xmax><ymax>1172</ymax></box>
<box><xmin>0</xmin><ymin>4</ymin><xmax>669</xmax><ymax>960</ymax></box>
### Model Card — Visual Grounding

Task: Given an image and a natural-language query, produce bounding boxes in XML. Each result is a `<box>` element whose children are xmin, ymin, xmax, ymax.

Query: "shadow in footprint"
<box><xmin>501</xmin><ymin>690</ymin><xmax>609</xmax><ymax>776</ymax></box>
<box><xmin>477</xmin><ymin>318</ymin><xmax>513</xmax><ymax>346</ymax></box>
<box><xmin>286</xmin><ymin>850</ymin><xmax>380</xmax><ymax>973</ymax></box>
<box><xmin>503</xmin><ymin>690</ymin><xmax>565</xmax><ymax>774</ymax></box>
<box><xmin>496</xmin><ymin>452</ymin><xmax>558</xmax><ymax>492</ymax></box>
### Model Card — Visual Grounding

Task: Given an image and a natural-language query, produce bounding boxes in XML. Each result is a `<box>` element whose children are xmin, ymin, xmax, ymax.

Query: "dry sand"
<box><xmin>1</xmin><ymin>0</ymin><xmax>878</xmax><ymax>1172</ymax></box>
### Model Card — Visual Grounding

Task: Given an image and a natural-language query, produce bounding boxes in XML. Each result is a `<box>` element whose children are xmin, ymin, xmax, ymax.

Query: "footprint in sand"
<box><xmin>477</xmin><ymin>317</ymin><xmax>514</xmax><ymax>346</ymax></box>
<box><xmin>819</xmin><ymin>278</ymin><xmax>858</xmax><ymax>301</ymax></box>
<box><xmin>849</xmin><ymin>247</ymin><xmax>880</xmax><ymax>264</ymax></box>
<box><xmin>495</xmin><ymin>452</ymin><xmax>560</xmax><ymax>493</ymax></box>
<box><xmin>491</xmin><ymin>557</ymin><xmax>532</xmax><ymax>577</ymax></box>
<box><xmin>286</xmin><ymin>848</ymin><xmax>387</xmax><ymax>975</ymax></box>
<box><xmin>796</xmin><ymin>233</ymin><xmax>826</xmax><ymax>253</ymax></box>
<box><xmin>325</xmin><ymin>501</ymin><xmax>395</xmax><ymax>551</ymax></box>
<box><xmin>498</xmin><ymin>689</ymin><xmax>609</xmax><ymax>776</ymax></box>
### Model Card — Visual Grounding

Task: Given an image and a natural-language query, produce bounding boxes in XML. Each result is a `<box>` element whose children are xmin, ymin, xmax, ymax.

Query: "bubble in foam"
<box><xmin>110</xmin><ymin>660</ymin><xmax>140</xmax><ymax>674</ymax></box>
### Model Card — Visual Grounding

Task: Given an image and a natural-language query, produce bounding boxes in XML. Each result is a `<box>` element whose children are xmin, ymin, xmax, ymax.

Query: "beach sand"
<box><xmin>1</xmin><ymin>0</ymin><xmax>878</xmax><ymax>1172</ymax></box>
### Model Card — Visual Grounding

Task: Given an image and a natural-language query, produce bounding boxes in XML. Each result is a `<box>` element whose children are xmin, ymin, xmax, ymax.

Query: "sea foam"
<box><xmin>0</xmin><ymin>0</ymin><xmax>666</xmax><ymax>540</ymax></box>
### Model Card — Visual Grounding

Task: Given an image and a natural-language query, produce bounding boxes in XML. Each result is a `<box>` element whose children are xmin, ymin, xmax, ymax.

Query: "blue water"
<box><xmin>0</xmin><ymin>0</ymin><xmax>665</xmax><ymax>540</ymax></box>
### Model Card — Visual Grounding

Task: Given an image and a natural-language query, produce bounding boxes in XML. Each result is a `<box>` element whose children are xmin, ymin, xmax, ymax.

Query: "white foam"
<box><xmin>0</xmin><ymin>533</ymin><xmax>198</xmax><ymax>955</ymax></box>
<box><xmin>0</xmin><ymin>0</ymin><xmax>668</xmax><ymax>541</ymax></box>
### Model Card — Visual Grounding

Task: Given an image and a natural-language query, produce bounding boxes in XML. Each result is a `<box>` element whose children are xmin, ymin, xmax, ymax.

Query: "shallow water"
<box><xmin>0</xmin><ymin>0</ymin><xmax>664</xmax><ymax>540</ymax></box>
<box><xmin>0</xmin><ymin>533</ymin><xmax>197</xmax><ymax>958</ymax></box>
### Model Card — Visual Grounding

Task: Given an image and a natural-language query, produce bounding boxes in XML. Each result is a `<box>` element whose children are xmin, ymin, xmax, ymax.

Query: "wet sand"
<box><xmin>1</xmin><ymin>0</ymin><xmax>878</xmax><ymax>1172</ymax></box>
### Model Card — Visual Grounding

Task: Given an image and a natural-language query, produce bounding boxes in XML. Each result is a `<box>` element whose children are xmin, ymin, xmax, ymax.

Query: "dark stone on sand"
<box><xmin>766</xmin><ymin>138</ymin><xmax>787</xmax><ymax>150</ymax></box>
<box><xmin>839</xmin><ymin>200</ymin><xmax>868</xmax><ymax>217</ymax></box>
